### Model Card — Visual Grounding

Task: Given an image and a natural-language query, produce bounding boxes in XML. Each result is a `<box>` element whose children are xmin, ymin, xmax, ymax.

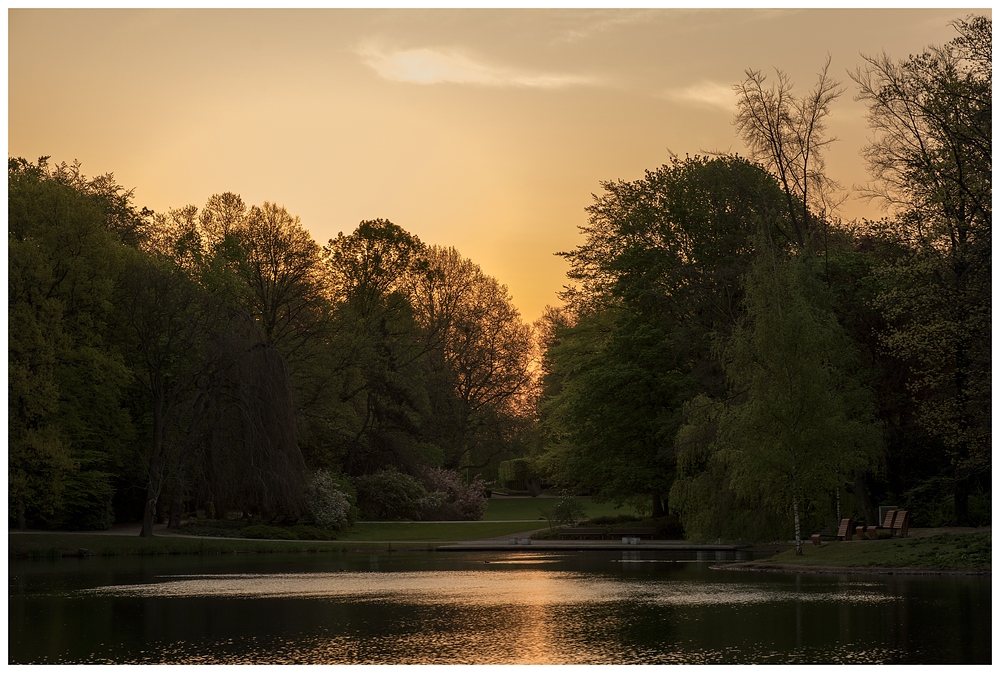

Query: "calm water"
<box><xmin>9</xmin><ymin>550</ymin><xmax>990</xmax><ymax>664</ymax></box>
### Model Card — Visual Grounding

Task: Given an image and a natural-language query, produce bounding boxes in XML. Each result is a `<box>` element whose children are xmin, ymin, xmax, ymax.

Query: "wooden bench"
<box><xmin>882</xmin><ymin>509</ymin><xmax>898</xmax><ymax>530</ymax></box>
<box><xmin>856</xmin><ymin>524</ymin><xmax>879</xmax><ymax>539</ymax></box>
<box><xmin>611</xmin><ymin>527</ymin><xmax>656</xmax><ymax>539</ymax></box>
<box><xmin>557</xmin><ymin>526</ymin><xmax>609</xmax><ymax>539</ymax></box>
<box><xmin>890</xmin><ymin>509</ymin><xmax>910</xmax><ymax>538</ymax></box>
<box><xmin>837</xmin><ymin>518</ymin><xmax>854</xmax><ymax>541</ymax></box>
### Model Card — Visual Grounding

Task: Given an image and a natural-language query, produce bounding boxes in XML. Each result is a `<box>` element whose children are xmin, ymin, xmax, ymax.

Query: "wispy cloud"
<box><xmin>665</xmin><ymin>81</ymin><xmax>735</xmax><ymax>111</ymax></box>
<box><xmin>552</xmin><ymin>9</ymin><xmax>664</xmax><ymax>44</ymax></box>
<box><xmin>358</xmin><ymin>42</ymin><xmax>597</xmax><ymax>89</ymax></box>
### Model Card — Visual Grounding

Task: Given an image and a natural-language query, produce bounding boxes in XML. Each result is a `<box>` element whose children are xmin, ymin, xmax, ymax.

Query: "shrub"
<box><xmin>290</xmin><ymin>524</ymin><xmax>337</xmax><ymax>540</ymax></box>
<box><xmin>417</xmin><ymin>491</ymin><xmax>451</xmax><ymax>519</ymax></box>
<box><xmin>899</xmin><ymin>477</ymin><xmax>994</xmax><ymax>528</ymax></box>
<box><xmin>304</xmin><ymin>470</ymin><xmax>353</xmax><ymax>531</ymax></box>
<box><xmin>542</xmin><ymin>490</ymin><xmax>586</xmax><ymax>529</ymax></box>
<box><xmin>418</xmin><ymin>467</ymin><xmax>488</xmax><ymax>520</ymax></box>
<box><xmin>240</xmin><ymin>525</ymin><xmax>296</xmax><ymax>540</ymax></box>
<box><xmin>551</xmin><ymin>490</ymin><xmax>587</xmax><ymax>525</ymax></box>
<box><xmin>353</xmin><ymin>468</ymin><xmax>427</xmax><ymax>520</ymax></box>
<box><xmin>588</xmin><ymin>514</ymin><xmax>640</xmax><ymax>525</ymax></box>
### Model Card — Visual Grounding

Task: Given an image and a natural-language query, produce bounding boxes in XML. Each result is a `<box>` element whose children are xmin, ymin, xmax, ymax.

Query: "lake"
<box><xmin>9</xmin><ymin>550</ymin><xmax>990</xmax><ymax>664</ymax></box>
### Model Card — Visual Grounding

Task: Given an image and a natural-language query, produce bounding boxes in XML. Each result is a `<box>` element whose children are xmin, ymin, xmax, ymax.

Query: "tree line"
<box><xmin>9</xmin><ymin>17</ymin><xmax>989</xmax><ymax>544</ymax></box>
<box><xmin>534</xmin><ymin>17</ymin><xmax>990</xmax><ymax>551</ymax></box>
<box><xmin>9</xmin><ymin>161</ymin><xmax>535</xmax><ymax>535</ymax></box>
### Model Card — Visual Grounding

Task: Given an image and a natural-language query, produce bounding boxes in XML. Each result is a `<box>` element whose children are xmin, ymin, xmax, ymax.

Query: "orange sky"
<box><xmin>8</xmin><ymin>8</ymin><xmax>987</xmax><ymax>323</ymax></box>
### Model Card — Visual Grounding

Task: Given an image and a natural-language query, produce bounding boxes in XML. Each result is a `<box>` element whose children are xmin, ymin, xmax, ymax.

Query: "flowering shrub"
<box><xmin>304</xmin><ymin>470</ymin><xmax>352</xmax><ymax>530</ymax></box>
<box><xmin>418</xmin><ymin>467</ymin><xmax>488</xmax><ymax>521</ymax></box>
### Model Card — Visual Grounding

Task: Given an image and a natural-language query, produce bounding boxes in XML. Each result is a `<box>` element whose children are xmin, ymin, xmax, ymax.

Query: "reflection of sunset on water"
<box><xmin>14</xmin><ymin>550</ymin><xmax>988</xmax><ymax>665</ymax></box>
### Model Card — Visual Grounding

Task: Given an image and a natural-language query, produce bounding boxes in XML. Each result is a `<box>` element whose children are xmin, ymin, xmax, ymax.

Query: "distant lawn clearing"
<box><xmin>338</xmin><ymin>520</ymin><xmax>544</xmax><ymax>542</ymax></box>
<box><xmin>482</xmin><ymin>496</ymin><xmax>639</xmax><ymax>521</ymax></box>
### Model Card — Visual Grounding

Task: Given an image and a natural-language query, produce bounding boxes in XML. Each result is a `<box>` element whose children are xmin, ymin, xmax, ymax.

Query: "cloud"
<box><xmin>666</xmin><ymin>81</ymin><xmax>735</xmax><ymax>110</ymax></box>
<box><xmin>552</xmin><ymin>9</ymin><xmax>665</xmax><ymax>44</ymax></box>
<box><xmin>358</xmin><ymin>42</ymin><xmax>596</xmax><ymax>89</ymax></box>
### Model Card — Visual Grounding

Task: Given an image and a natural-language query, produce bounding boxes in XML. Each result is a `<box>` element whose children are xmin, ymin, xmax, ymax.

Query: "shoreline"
<box><xmin>718</xmin><ymin>561</ymin><xmax>990</xmax><ymax>576</ymax></box>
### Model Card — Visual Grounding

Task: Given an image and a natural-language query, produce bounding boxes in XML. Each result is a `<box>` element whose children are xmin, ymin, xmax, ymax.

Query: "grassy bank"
<box><xmin>8</xmin><ymin>533</ymin><xmax>372</xmax><ymax>559</ymax></box>
<box><xmin>9</xmin><ymin>519</ymin><xmax>547</xmax><ymax>559</ymax></box>
<box><xmin>743</xmin><ymin>531</ymin><xmax>990</xmax><ymax>571</ymax></box>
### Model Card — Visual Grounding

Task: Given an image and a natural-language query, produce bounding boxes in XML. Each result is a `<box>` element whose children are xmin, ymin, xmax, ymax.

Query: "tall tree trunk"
<box><xmin>851</xmin><ymin>471</ymin><xmax>878</xmax><ymax>525</ymax></box>
<box><xmin>652</xmin><ymin>492</ymin><xmax>665</xmax><ymax>518</ymax></box>
<box><xmin>168</xmin><ymin>466</ymin><xmax>185</xmax><ymax>529</ymax></box>
<box><xmin>140</xmin><ymin>384</ymin><xmax>164</xmax><ymax>538</ymax></box>
<box><xmin>792</xmin><ymin>485</ymin><xmax>803</xmax><ymax>556</ymax></box>
<box><xmin>17</xmin><ymin>497</ymin><xmax>26</xmax><ymax>531</ymax></box>
<box><xmin>954</xmin><ymin>474</ymin><xmax>971</xmax><ymax>526</ymax></box>
<box><xmin>141</xmin><ymin>470</ymin><xmax>158</xmax><ymax>537</ymax></box>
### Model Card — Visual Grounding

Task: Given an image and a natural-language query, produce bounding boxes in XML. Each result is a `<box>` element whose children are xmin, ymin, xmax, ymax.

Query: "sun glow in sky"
<box><xmin>8</xmin><ymin>8</ymin><xmax>985</xmax><ymax>322</ymax></box>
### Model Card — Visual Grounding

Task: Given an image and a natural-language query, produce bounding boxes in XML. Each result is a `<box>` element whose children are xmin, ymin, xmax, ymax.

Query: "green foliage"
<box><xmin>352</xmin><ymin>468</ymin><xmax>427</xmax><ymax>520</ymax></box>
<box><xmin>854</xmin><ymin>17</ymin><xmax>991</xmax><ymax>524</ymax></box>
<box><xmin>540</xmin><ymin>156</ymin><xmax>793</xmax><ymax>517</ymax></box>
<box><xmin>549</xmin><ymin>490</ymin><xmax>587</xmax><ymax>526</ymax></box>
<box><xmin>714</xmin><ymin>245</ymin><xmax>883</xmax><ymax>550</ymax></box>
<box><xmin>497</xmin><ymin>458</ymin><xmax>532</xmax><ymax>490</ymax></box>
<box><xmin>669</xmin><ymin>395</ymin><xmax>789</xmax><ymax>544</ymax></box>
<box><xmin>289</xmin><ymin>525</ymin><xmax>338</xmax><ymax>541</ymax></box>
<box><xmin>586</xmin><ymin>514</ymin><xmax>640</xmax><ymax>525</ymax></box>
<box><xmin>8</xmin><ymin>158</ymin><xmax>136</xmax><ymax>529</ymax></box>
<box><xmin>237</xmin><ymin>525</ymin><xmax>297</xmax><ymax>540</ymax></box>
<box><xmin>540</xmin><ymin>308</ymin><xmax>681</xmax><ymax>510</ymax></box>
<box><xmin>900</xmin><ymin>477</ymin><xmax>992</xmax><ymax>528</ymax></box>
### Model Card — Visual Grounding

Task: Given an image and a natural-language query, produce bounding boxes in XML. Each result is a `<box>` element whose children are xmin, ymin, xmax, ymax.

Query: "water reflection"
<box><xmin>83</xmin><ymin>569</ymin><xmax>901</xmax><ymax>609</ymax></box>
<box><xmin>10</xmin><ymin>551</ymin><xmax>991</xmax><ymax>665</ymax></box>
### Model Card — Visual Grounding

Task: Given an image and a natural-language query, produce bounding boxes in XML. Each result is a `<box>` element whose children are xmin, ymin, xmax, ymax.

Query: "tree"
<box><xmin>409</xmin><ymin>246</ymin><xmax>534</xmax><ymax>472</ymax></box>
<box><xmin>714</xmin><ymin>243</ymin><xmax>882</xmax><ymax>554</ymax></box>
<box><xmin>234</xmin><ymin>201</ymin><xmax>327</xmax><ymax>358</ymax></box>
<box><xmin>118</xmin><ymin>252</ymin><xmax>212</xmax><ymax>536</ymax></box>
<box><xmin>8</xmin><ymin>158</ymin><xmax>136</xmax><ymax>530</ymax></box>
<box><xmin>321</xmin><ymin>220</ymin><xmax>432</xmax><ymax>476</ymax></box>
<box><xmin>669</xmin><ymin>394</ymin><xmax>789</xmax><ymax>543</ymax></box>
<box><xmin>734</xmin><ymin>58</ymin><xmax>845</xmax><ymax>247</ymax></box>
<box><xmin>852</xmin><ymin>16</ymin><xmax>991</xmax><ymax>524</ymax></box>
<box><xmin>196</xmin><ymin>313</ymin><xmax>307</xmax><ymax>521</ymax></box>
<box><xmin>540</xmin><ymin>307</ymin><xmax>683</xmax><ymax>515</ymax></box>
<box><xmin>539</xmin><ymin>156</ymin><xmax>793</xmax><ymax>512</ymax></box>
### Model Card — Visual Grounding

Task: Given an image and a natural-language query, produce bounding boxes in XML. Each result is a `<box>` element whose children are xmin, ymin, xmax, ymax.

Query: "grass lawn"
<box><xmin>755</xmin><ymin>531</ymin><xmax>990</xmax><ymax>570</ymax></box>
<box><xmin>482</xmin><ymin>496</ymin><xmax>638</xmax><ymax>521</ymax></box>
<box><xmin>9</xmin><ymin>520</ymin><xmax>548</xmax><ymax>558</ymax></box>
<box><xmin>8</xmin><ymin>532</ymin><xmax>364</xmax><ymax>558</ymax></box>
<box><xmin>9</xmin><ymin>497</ymin><xmax>639</xmax><ymax>558</ymax></box>
<box><xmin>337</xmin><ymin>520</ymin><xmax>545</xmax><ymax>542</ymax></box>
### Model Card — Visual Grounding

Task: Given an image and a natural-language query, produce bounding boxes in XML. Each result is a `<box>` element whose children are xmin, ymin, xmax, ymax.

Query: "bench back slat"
<box><xmin>882</xmin><ymin>509</ymin><xmax>898</xmax><ymax>528</ymax></box>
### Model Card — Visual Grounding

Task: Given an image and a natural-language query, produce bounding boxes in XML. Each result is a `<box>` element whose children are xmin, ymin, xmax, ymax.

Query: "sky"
<box><xmin>8</xmin><ymin>7</ymin><xmax>988</xmax><ymax>324</ymax></box>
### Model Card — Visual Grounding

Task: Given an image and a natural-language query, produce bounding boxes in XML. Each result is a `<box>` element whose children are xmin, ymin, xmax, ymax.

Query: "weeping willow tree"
<box><xmin>199</xmin><ymin>313</ymin><xmax>307</xmax><ymax>521</ymax></box>
<box><xmin>713</xmin><ymin>241</ymin><xmax>882</xmax><ymax>554</ymax></box>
